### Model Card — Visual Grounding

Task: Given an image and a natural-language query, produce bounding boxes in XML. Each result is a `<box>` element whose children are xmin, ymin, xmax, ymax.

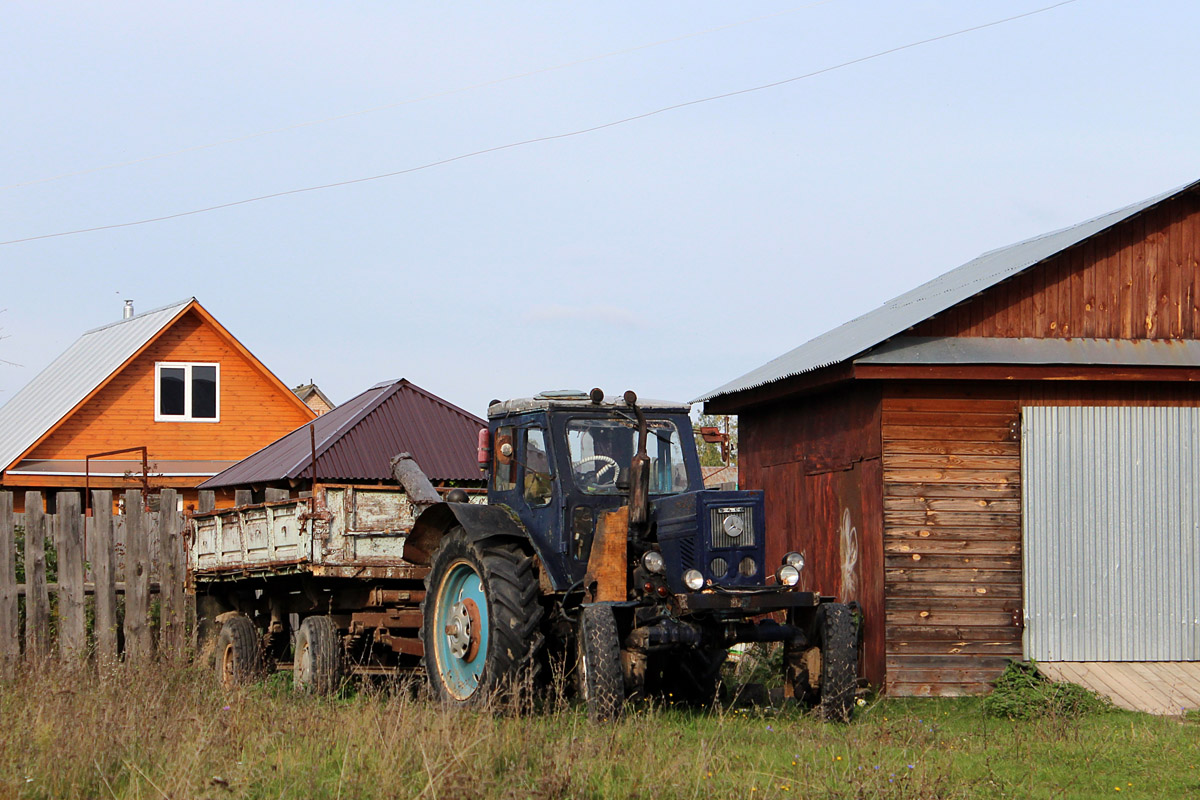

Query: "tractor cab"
<box><xmin>484</xmin><ymin>390</ymin><xmax>704</xmax><ymax>589</ymax></box>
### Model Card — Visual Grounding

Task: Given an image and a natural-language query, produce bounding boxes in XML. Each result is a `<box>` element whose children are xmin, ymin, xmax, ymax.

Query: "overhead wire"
<box><xmin>0</xmin><ymin>0</ymin><xmax>840</xmax><ymax>191</ymax></box>
<box><xmin>0</xmin><ymin>0</ymin><xmax>1079</xmax><ymax>248</ymax></box>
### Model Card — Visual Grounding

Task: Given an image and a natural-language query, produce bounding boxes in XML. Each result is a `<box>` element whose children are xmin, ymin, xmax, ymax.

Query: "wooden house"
<box><xmin>700</xmin><ymin>179</ymin><xmax>1200</xmax><ymax>698</ymax></box>
<box><xmin>0</xmin><ymin>299</ymin><xmax>316</xmax><ymax>511</ymax></box>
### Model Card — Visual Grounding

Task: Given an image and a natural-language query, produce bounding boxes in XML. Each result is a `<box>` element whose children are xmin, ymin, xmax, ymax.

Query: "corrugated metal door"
<box><xmin>1023</xmin><ymin>406</ymin><xmax>1200</xmax><ymax>661</ymax></box>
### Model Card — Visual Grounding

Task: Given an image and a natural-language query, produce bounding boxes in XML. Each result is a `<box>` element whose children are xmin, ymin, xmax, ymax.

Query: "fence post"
<box><xmin>92</xmin><ymin>490</ymin><xmax>118</xmax><ymax>666</ymax></box>
<box><xmin>198</xmin><ymin>490</ymin><xmax>215</xmax><ymax>513</ymax></box>
<box><xmin>0</xmin><ymin>493</ymin><xmax>17</xmax><ymax>668</ymax></box>
<box><xmin>234</xmin><ymin>489</ymin><xmax>252</xmax><ymax>507</ymax></box>
<box><xmin>123</xmin><ymin>490</ymin><xmax>152</xmax><ymax>663</ymax></box>
<box><xmin>24</xmin><ymin>492</ymin><xmax>50</xmax><ymax>660</ymax></box>
<box><xmin>55</xmin><ymin>492</ymin><xmax>86</xmax><ymax>661</ymax></box>
<box><xmin>157</xmin><ymin>489</ymin><xmax>185</xmax><ymax>658</ymax></box>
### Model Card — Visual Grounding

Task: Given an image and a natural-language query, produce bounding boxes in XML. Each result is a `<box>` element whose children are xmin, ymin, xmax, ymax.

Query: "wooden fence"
<box><xmin>0</xmin><ymin>488</ymin><xmax>191</xmax><ymax>666</ymax></box>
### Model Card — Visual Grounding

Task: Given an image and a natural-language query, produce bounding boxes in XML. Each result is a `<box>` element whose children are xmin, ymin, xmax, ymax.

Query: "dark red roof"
<box><xmin>199</xmin><ymin>379</ymin><xmax>485</xmax><ymax>488</ymax></box>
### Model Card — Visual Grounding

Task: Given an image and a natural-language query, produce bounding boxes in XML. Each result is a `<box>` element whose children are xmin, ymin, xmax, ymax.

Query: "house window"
<box><xmin>155</xmin><ymin>362</ymin><xmax>219</xmax><ymax>421</ymax></box>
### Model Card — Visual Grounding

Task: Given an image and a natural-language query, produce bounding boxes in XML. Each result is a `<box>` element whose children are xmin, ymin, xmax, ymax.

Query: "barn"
<box><xmin>699</xmin><ymin>179</ymin><xmax>1200</xmax><ymax>700</ymax></box>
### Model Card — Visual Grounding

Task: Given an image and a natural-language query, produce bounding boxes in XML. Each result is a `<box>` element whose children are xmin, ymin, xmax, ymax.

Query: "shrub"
<box><xmin>983</xmin><ymin>661</ymin><xmax>1113</xmax><ymax>720</ymax></box>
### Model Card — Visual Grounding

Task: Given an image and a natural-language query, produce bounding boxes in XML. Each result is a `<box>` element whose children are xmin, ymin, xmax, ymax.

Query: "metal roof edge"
<box><xmin>81</xmin><ymin>298</ymin><xmax>194</xmax><ymax>336</ymax></box>
<box><xmin>697</xmin><ymin>177</ymin><xmax>1200</xmax><ymax>405</ymax></box>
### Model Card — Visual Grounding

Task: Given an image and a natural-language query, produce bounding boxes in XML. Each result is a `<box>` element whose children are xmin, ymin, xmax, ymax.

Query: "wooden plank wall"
<box><xmin>881</xmin><ymin>383</ymin><xmax>1022</xmax><ymax>696</ymax></box>
<box><xmin>913</xmin><ymin>191</ymin><xmax>1200</xmax><ymax>339</ymax></box>
<box><xmin>0</xmin><ymin>489</ymin><xmax>190</xmax><ymax>666</ymax></box>
<box><xmin>740</xmin><ymin>385</ymin><xmax>886</xmax><ymax>686</ymax></box>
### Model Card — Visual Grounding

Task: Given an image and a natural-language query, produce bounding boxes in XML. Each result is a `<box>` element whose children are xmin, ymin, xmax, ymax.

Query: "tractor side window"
<box><xmin>523</xmin><ymin>427</ymin><xmax>553</xmax><ymax>508</ymax></box>
<box><xmin>493</xmin><ymin>427</ymin><xmax>516</xmax><ymax>492</ymax></box>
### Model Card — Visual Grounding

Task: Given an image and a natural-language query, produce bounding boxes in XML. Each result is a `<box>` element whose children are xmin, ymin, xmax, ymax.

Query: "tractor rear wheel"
<box><xmin>294</xmin><ymin>615</ymin><xmax>342</xmax><ymax>695</ymax></box>
<box><xmin>216</xmin><ymin>615</ymin><xmax>260</xmax><ymax>688</ymax></box>
<box><xmin>577</xmin><ymin>604</ymin><xmax>624</xmax><ymax>722</ymax></box>
<box><xmin>422</xmin><ymin>527</ymin><xmax>543</xmax><ymax>707</ymax></box>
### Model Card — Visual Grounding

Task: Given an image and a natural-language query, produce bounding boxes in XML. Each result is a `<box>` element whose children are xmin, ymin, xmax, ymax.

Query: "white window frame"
<box><xmin>154</xmin><ymin>362</ymin><xmax>221</xmax><ymax>422</ymax></box>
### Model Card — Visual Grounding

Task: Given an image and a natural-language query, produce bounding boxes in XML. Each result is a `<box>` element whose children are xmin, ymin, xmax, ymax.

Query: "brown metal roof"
<box><xmin>199</xmin><ymin>379</ymin><xmax>485</xmax><ymax>488</ymax></box>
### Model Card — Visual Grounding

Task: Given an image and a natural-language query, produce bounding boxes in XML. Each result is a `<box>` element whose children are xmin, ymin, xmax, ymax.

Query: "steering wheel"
<box><xmin>573</xmin><ymin>455</ymin><xmax>620</xmax><ymax>484</ymax></box>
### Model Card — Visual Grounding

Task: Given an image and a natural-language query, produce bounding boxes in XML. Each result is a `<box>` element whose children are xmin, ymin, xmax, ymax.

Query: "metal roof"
<box><xmin>199</xmin><ymin>379</ymin><xmax>486</xmax><ymax>488</ymax></box>
<box><xmin>697</xmin><ymin>178</ymin><xmax>1200</xmax><ymax>403</ymax></box>
<box><xmin>855</xmin><ymin>337</ymin><xmax>1200</xmax><ymax>367</ymax></box>
<box><xmin>0</xmin><ymin>299</ymin><xmax>194</xmax><ymax>473</ymax></box>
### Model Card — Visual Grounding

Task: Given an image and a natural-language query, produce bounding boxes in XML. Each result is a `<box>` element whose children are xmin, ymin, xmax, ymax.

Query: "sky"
<box><xmin>3</xmin><ymin>0</ymin><xmax>1199</xmax><ymax>418</ymax></box>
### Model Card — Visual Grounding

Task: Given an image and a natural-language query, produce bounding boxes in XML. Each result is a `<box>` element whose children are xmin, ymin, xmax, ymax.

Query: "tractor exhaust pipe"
<box><xmin>624</xmin><ymin>390</ymin><xmax>650</xmax><ymax>527</ymax></box>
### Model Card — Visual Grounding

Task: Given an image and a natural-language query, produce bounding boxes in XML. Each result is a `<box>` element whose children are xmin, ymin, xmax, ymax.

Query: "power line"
<box><xmin>0</xmin><ymin>0</ymin><xmax>839</xmax><ymax>192</ymax></box>
<box><xmin>0</xmin><ymin>0</ymin><xmax>1079</xmax><ymax>248</ymax></box>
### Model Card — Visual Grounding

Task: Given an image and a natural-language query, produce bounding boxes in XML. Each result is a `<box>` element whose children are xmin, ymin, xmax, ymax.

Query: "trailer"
<box><xmin>188</xmin><ymin>458</ymin><xmax>476</xmax><ymax>689</ymax></box>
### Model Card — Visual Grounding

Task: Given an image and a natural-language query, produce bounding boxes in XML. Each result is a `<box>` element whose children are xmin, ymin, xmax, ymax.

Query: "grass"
<box><xmin>1</xmin><ymin>661</ymin><xmax>1197</xmax><ymax>800</ymax></box>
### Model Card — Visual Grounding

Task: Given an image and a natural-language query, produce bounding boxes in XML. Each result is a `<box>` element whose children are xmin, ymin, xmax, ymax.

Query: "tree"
<box><xmin>693</xmin><ymin>413</ymin><xmax>737</xmax><ymax>467</ymax></box>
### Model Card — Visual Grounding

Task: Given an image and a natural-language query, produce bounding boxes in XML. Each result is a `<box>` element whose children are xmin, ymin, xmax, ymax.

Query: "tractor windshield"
<box><xmin>565</xmin><ymin>418</ymin><xmax>690</xmax><ymax>495</ymax></box>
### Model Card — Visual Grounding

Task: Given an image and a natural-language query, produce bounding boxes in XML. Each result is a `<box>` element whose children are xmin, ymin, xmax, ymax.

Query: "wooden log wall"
<box><xmin>0</xmin><ymin>489</ymin><xmax>191</xmax><ymax>665</ymax></box>
<box><xmin>881</xmin><ymin>384</ymin><xmax>1023</xmax><ymax>696</ymax></box>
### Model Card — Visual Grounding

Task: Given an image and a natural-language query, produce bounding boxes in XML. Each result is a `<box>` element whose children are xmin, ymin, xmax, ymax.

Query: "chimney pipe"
<box><xmin>123</xmin><ymin>300</ymin><xmax>134</xmax><ymax>319</ymax></box>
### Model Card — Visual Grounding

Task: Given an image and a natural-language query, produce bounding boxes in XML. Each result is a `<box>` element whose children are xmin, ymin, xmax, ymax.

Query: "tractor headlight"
<box><xmin>776</xmin><ymin>564</ymin><xmax>800</xmax><ymax>586</ymax></box>
<box><xmin>641</xmin><ymin>551</ymin><xmax>665</xmax><ymax>575</ymax></box>
<box><xmin>783</xmin><ymin>551</ymin><xmax>805</xmax><ymax>570</ymax></box>
<box><xmin>683</xmin><ymin>569</ymin><xmax>705</xmax><ymax>591</ymax></box>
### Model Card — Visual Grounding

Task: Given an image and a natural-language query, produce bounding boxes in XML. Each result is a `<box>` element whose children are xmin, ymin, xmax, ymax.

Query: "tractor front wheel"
<box><xmin>792</xmin><ymin>603</ymin><xmax>857</xmax><ymax>722</ymax></box>
<box><xmin>422</xmin><ymin>528</ymin><xmax>543</xmax><ymax>707</ymax></box>
<box><xmin>577</xmin><ymin>604</ymin><xmax>624</xmax><ymax>722</ymax></box>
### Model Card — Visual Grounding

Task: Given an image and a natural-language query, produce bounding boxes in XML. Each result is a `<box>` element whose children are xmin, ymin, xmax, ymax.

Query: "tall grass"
<box><xmin>1</xmin><ymin>661</ymin><xmax>1196</xmax><ymax>799</ymax></box>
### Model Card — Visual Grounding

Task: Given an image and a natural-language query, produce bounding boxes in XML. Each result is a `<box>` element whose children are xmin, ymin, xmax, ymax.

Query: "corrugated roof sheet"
<box><xmin>200</xmin><ymin>379</ymin><xmax>486</xmax><ymax>488</ymax></box>
<box><xmin>697</xmin><ymin>179</ymin><xmax>1200</xmax><ymax>403</ymax></box>
<box><xmin>855</xmin><ymin>337</ymin><xmax>1200</xmax><ymax>367</ymax></box>
<box><xmin>0</xmin><ymin>299</ymin><xmax>194</xmax><ymax>473</ymax></box>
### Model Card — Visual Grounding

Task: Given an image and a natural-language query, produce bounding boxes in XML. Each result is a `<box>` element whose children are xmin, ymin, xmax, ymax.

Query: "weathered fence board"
<box><xmin>0</xmin><ymin>489</ymin><xmax>192</xmax><ymax>665</ymax></box>
<box><xmin>123</xmin><ymin>490</ymin><xmax>152</xmax><ymax>663</ymax></box>
<box><xmin>0</xmin><ymin>493</ymin><xmax>16</xmax><ymax>664</ymax></box>
<box><xmin>158</xmin><ymin>488</ymin><xmax>186</xmax><ymax>658</ymax></box>
<box><xmin>92</xmin><ymin>490</ymin><xmax>118</xmax><ymax>665</ymax></box>
<box><xmin>56</xmin><ymin>493</ymin><xmax>86</xmax><ymax>660</ymax></box>
<box><xmin>24</xmin><ymin>492</ymin><xmax>50</xmax><ymax>659</ymax></box>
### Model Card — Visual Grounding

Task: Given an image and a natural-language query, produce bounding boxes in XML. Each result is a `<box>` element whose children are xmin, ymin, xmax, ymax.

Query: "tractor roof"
<box><xmin>488</xmin><ymin>390</ymin><xmax>690</xmax><ymax>418</ymax></box>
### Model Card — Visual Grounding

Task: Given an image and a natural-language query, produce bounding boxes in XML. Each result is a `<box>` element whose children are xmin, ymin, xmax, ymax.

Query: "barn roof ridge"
<box><xmin>697</xmin><ymin>177</ymin><xmax>1200</xmax><ymax>404</ymax></box>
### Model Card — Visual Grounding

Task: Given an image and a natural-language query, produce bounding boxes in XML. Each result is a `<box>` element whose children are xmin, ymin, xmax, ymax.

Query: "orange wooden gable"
<box><xmin>2</xmin><ymin>300</ymin><xmax>314</xmax><ymax>498</ymax></box>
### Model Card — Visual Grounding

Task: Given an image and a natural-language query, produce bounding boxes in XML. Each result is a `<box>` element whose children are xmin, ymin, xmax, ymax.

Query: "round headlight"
<box><xmin>683</xmin><ymin>569</ymin><xmax>705</xmax><ymax>591</ymax></box>
<box><xmin>641</xmin><ymin>551</ymin><xmax>665</xmax><ymax>574</ymax></box>
<box><xmin>777</xmin><ymin>564</ymin><xmax>800</xmax><ymax>586</ymax></box>
<box><xmin>783</xmin><ymin>551</ymin><xmax>805</xmax><ymax>570</ymax></box>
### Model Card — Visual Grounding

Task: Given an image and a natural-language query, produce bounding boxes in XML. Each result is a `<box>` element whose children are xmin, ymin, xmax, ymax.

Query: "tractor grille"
<box><xmin>679</xmin><ymin>537</ymin><xmax>696</xmax><ymax>570</ymax></box>
<box><xmin>709</xmin><ymin>506</ymin><xmax>754</xmax><ymax>549</ymax></box>
<box><xmin>709</xmin><ymin>557</ymin><xmax>729</xmax><ymax>578</ymax></box>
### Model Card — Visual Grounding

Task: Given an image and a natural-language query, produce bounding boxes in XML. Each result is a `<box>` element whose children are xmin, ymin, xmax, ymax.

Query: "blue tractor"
<box><xmin>407</xmin><ymin>389</ymin><xmax>859</xmax><ymax>721</ymax></box>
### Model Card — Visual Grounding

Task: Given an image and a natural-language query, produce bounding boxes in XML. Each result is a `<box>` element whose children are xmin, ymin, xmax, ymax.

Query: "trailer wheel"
<box><xmin>422</xmin><ymin>527</ymin><xmax>543</xmax><ymax>707</ymax></box>
<box><xmin>216</xmin><ymin>615</ymin><xmax>261</xmax><ymax>688</ymax></box>
<box><xmin>814</xmin><ymin>603</ymin><xmax>857</xmax><ymax>722</ymax></box>
<box><xmin>294</xmin><ymin>616</ymin><xmax>342</xmax><ymax>695</ymax></box>
<box><xmin>577</xmin><ymin>604</ymin><xmax>624</xmax><ymax>722</ymax></box>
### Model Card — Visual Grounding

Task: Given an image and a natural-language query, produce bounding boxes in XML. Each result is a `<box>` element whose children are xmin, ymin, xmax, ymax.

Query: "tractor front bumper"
<box><xmin>672</xmin><ymin>588</ymin><xmax>822</xmax><ymax>613</ymax></box>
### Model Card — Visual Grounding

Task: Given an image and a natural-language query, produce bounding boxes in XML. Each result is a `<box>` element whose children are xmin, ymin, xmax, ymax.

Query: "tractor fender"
<box><xmin>406</xmin><ymin>501</ymin><xmax>530</xmax><ymax>566</ymax></box>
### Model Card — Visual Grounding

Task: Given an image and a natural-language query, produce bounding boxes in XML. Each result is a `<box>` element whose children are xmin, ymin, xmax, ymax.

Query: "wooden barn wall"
<box><xmin>740</xmin><ymin>385</ymin><xmax>885</xmax><ymax>687</ymax></box>
<box><xmin>881</xmin><ymin>382</ymin><xmax>1022</xmax><ymax>696</ymax></box>
<box><xmin>882</xmin><ymin>378</ymin><xmax>1200</xmax><ymax>697</ymax></box>
<box><xmin>913</xmin><ymin>191</ymin><xmax>1200</xmax><ymax>339</ymax></box>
